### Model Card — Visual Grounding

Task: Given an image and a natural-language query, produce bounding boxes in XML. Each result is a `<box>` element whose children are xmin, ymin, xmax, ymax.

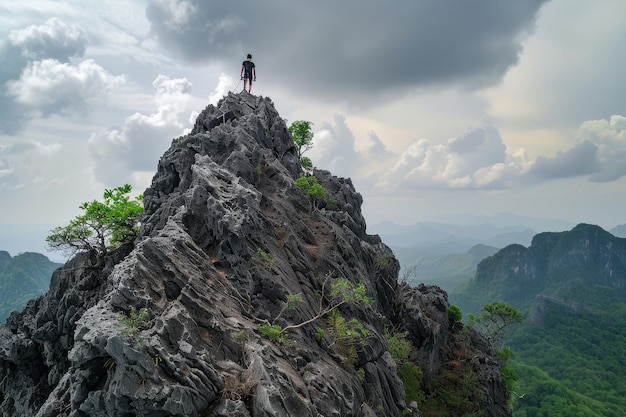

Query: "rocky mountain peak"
<box><xmin>0</xmin><ymin>92</ymin><xmax>510</xmax><ymax>417</ymax></box>
<box><xmin>474</xmin><ymin>223</ymin><xmax>626</xmax><ymax>309</ymax></box>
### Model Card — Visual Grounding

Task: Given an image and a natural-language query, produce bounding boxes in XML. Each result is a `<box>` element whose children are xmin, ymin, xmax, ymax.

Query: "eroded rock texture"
<box><xmin>0</xmin><ymin>92</ymin><xmax>509</xmax><ymax>417</ymax></box>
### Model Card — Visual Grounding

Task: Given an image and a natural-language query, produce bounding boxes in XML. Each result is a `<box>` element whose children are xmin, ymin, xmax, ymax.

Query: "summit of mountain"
<box><xmin>0</xmin><ymin>92</ymin><xmax>510</xmax><ymax>417</ymax></box>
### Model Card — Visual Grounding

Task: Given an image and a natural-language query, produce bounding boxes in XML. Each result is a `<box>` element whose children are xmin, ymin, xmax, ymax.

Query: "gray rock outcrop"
<box><xmin>0</xmin><ymin>92</ymin><xmax>509</xmax><ymax>417</ymax></box>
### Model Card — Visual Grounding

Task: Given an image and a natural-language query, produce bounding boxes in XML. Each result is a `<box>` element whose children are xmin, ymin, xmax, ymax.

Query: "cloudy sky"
<box><xmin>1</xmin><ymin>0</ymin><xmax>626</xmax><ymax>256</ymax></box>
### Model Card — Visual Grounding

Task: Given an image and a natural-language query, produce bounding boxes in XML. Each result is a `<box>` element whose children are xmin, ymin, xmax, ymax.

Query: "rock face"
<box><xmin>474</xmin><ymin>223</ymin><xmax>626</xmax><ymax>307</ymax></box>
<box><xmin>0</xmin><ymin>92</ymin><xmax>509</xmax><ymax>417</ymax></box>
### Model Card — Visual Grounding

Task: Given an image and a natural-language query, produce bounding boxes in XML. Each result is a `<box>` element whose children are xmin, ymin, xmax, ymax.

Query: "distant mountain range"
<box><xmin>370</xmin><ymin>215</ymin><xmax>625</xmax><ymax>291</ymax></box>
<box><xmin>373</xmin><ymin>217</ymin><xmax>626</xmax><ymax>415</ymax></box>
<box><xmin>448</xmin><ymin>223</ymin><xmax>626</xmax><ymax>416</ymax></box>
<box><xmin>454</xmin><ymin>223</ymin><xmax>626</xmax><ymax>312</ymax></box>
<box><xmin>0</xmin><ymin>251</ymin><xmax>61</xmax><ymax>322</ymax></box>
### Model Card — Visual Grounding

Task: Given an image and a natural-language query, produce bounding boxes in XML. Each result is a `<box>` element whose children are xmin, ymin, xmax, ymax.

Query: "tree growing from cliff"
<box><xmin>46</xmin><ymin>184</ymin><xmax>144</xmax><ymax>260</ymax></box>
<box><xmin>295</xmin><ymin>175</ymin><xmax>326</xmax><ymax>210</ymax></box>
<box><xmin>288</xmin><ymin>120</ymin><xmax>314</xmax><ymax>171</ymax></box>
<box><xmin>469</xmin><ymin>302</ymin><xmax>522</xmax><ymax>345</ymax></box>
<box><xmin>469</xmin><ymin>301</ymin><xmax>522</xmax><ymax>404</ymax></box>
<box><xmin>288</xmin><ymin>120</ymin><xmax>314</xmax><ymax>158</ymax></box>
<box><xmin>257</xmin><ymin>275</ymin><xmax>373</xmax><ymax>361</ymax></box>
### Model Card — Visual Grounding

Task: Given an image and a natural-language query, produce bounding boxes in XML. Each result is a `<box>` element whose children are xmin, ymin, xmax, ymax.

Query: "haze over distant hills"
<box><xmin>369</xmin><ymin>214</ymin><xmax>625</xmax><ymax>293</ymax></box>
<box><xmin>368</xmin><ymin>213</ymin><xmax>578</xmax><ymax>250</ymax></box>
<box><xmin>0</xmin><ymin>224</ymin><xmax>64</xmax><ymax>262</ymax></box>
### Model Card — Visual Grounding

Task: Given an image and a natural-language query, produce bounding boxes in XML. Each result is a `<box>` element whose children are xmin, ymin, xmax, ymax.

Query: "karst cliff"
<box><xmin>0</xmin><ymin>92</ymin><xmax>510</xmax><ymax>417</ymax></box>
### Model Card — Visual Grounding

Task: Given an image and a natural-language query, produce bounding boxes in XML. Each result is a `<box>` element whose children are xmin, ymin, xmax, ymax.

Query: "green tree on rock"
<box><xmin>288</xmin><ymin>120</ymin><xmax>315</xmax><ymax>171</ymax></box>
<box><xmin>288</xmin><ymin>120</ymin><xmax>314</xmax><ymax>159</ymax></box>
<box><xmin>46</xmin><ymin>184</ymin><xmax>144</xmax><ymax>263</ymax></box>
<box><xmin>469</xmin><ymin>301</ymin><xmax>522</xmax><ymax>345</ymax></box>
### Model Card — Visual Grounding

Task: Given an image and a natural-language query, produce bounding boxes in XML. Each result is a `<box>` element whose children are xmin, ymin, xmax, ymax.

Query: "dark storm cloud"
<box><xmin>146</xmin><ymin>0</ymin><xmax>549</xmax><ymax>101</ymax></box>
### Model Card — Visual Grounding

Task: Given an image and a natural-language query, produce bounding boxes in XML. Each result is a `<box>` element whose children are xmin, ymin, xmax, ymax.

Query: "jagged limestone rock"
<box><xmin>0</xmin><ymin>92</ymin><xmax>510</xmax><ymax>417</ymax></box>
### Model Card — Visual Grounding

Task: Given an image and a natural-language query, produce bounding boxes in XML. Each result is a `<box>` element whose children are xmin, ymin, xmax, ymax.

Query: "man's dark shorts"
<box><xmin>244</xmin><ymin>72</ymin><xmax>253</xmax><ymax>83</ymax></box>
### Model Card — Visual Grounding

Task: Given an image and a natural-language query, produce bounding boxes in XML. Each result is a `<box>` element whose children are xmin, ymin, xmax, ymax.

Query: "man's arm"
<box><xmin>253</xmin><ymin>67</ymin><xmax>256</xmax><ymax>80</ymax></box>
<box><xmin>241</xmin><ymin>64</ymin><xmax>245</xmax><ymax>78</ymax></box>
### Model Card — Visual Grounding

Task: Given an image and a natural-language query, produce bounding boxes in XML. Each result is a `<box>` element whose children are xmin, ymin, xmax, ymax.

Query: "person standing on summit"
<box><xmin>240</xmin><ymin>54</ymin><xmax>256</xmax><ymax>93</ymax></box>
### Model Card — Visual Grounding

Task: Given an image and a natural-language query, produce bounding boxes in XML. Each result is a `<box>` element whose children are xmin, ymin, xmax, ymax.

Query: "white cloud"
<box><xmin>308</xmin><ymin>114</ymin><xmax>361</xmax><ymax>178</ymax></box>
<box><xmin>8</xmin><ymin>17</ymin><xmax>86</xmax><ymax>62</ymax></box>
<box><xmin>313</xmin><ymin>114</ymin><xmax>626</xmax><ymax>193</ymax></box>
<box><xmin>88</xmin><ymin>75</ymin><xmax>196</xmax><ymax>187</ymax></box>
<box><xmin>6</xmin><ymin>59</ymin><xmax>125</xmax><ymax>115</ymax></box>
<box><xmin>577</xmin><ymin>115</ymin><xmax>626</xmax><ymax>182</ymax></box>
<box><xmin>209</xmin><ymin>73</ymin><xmax>236</xmax><ymax>105</ymax></box>
<box><xmin>363</xmin><ymin>131</ymin><xmax>394</xmax><ymax>162</ymax></box>
<box><xmin>161</xmin><ymin>0</ymin><xmax>198</xmax><ymax>31</ymax></box>
<box><xmin>0</xmin><ymin>17</ymin><xmax>92</xmax><ymax>134</ymax></box>
<box><xmin>153</xmin><ymin>73</ymin><xmax>191</xmax><ymax>97</ymax></box>
<box><xmin>378</xmin><ymin>122</ymin><xmax>530</xmax><ymax>190</ymax></box>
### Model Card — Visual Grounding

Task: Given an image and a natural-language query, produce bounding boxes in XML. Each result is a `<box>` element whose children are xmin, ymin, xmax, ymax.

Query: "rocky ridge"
<box><xmin>0</xmin><ymin>92</ymin><xmax>509</xmax><ymax>417</ymax></box>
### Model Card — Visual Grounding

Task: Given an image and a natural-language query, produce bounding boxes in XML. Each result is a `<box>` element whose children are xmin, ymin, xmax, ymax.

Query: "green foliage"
<box><xmin>501</xmin><ymin>365</ymin><xmax>518</xmax><ymax>402</ymax></box>
<box><xmin>420</xmin><ymin>366</ymin><xmax>484</xmax><ymax>417</ymax></box>
<box><xmin>234</xmin><ymin>329</ymin><xmax>250</xmax><ymax>343</ymax></box>
<box><xmin>508</xmin><ymin>299</ymin><xmax>626</xmax><ymax>417</ymax></box>
<box><xmin>286</xmin><ymin>293</ymin><xmax>303</xmax><ymax>308</ymax></box>
<box><xmin>330</xmin><ymin>278</ymin><xmax>373</xmax><ymax>305</ymax></box>
<box><xmin>119</xmin><ymin>306</ymin><xmax>151</xmax><ymax>344</ymax></box>
<box><xmin>256</xmin><ymin>248</ymin><xmax>276</xmax><ymax>269</ymax></box>
<box><xmin>498</xmin><ymin>347</ymin><xmax>517</xmax><ymax>404</ymax></box>
<box><xmin>385</xmin><ymin>329</ymin><xmax>425</xmax><ymax>406</ymax></box>
<box><xmin>315</xmin><ymin>327</ymin><xmax>325</xmax><ymax>341</ymax></box>
<box><xmin>46</xmin><ymin>184</ymin><xmax>144</xmax><ymax>257</ymax></box>
<box><xmin>320</xmin><ymin>279</ymin><xmax>373</xmax><ymax>364</ymax></box>
<box><xmin>295</xmin><ymin>175</ymin><xmax>327</xmax><ymax>209</ymax></box>
<box><xmin>257</xmin><ymin>324</ymin><xmax>284</xmax><ymax>342</ymax></box>
<box><xmin>326</xmin><ymin>309</ymin><xmax>370</xmax><ymax>366</ymax></box>
<box><xmin>288</xmin><ymin>120</ymin><xmax>314</xmax><ymax>158</ymax></box>
<box><xmin>510</xmin><ymin>361</ymin><xmax>616</xmax><ymax>417</ymax></box>
<box><xmin>356</xmin><ymin>367</ymin><xmax>366</xmax><ymax>383</ymax></box>
<box><xmin>0</xmin><ymin>252</ymin><xmax>61</xmax><ymax>321</ymax></box>
<box><xmin>397</xmin><ymin>362</ymin><xmax>424</xmax><ymax>404</ymax></box>
<box><xmin>498</xmin><ymin>346</ymin><xmax>515</xmax><ymax>363</ymax></box>
<box><xmin>467</xmin><ymin>302</ymin><xmax>521</xmax><ymax>406</ymax></box>
<box><xmin>294</xmin><ymin>174</ymin><xmax>339</xmax><ymax>212</ymax></box>
<box><xmin>446</xmin><ymin>225</ymin><xmax>626</xmax><ymax>416</ymax></box>
<box><xmin>258</xmin><ymin>275</ymin><xmax>373</xmax><ymax>368</ymax></box>
<box><xmin>385</xmin><ymin>330</ymin><xmax>411</xmax><ymax>363</ymax></box>
<box><xmin>301</xmin><ymin>156</ymin><xmax>313</xmax><ymax>170</ymax></box>
<box><xmin>469</xmin><ymin>301</ymin><xmax>522</xmax><ymax>345</ymax></box>
<box><xmin>275</xmin><ymin>276</ymin><xmax>373</xmax><ymax>363</ymax></box>
<box><xmin>374</xmin><ymin>252</ymin><xmax>393</xmax><ymax>270</ymax></box>
<box><xmin>447</xmin><ymin>304</ymin><xmax>463</xmax><ymax>324</ymax></box>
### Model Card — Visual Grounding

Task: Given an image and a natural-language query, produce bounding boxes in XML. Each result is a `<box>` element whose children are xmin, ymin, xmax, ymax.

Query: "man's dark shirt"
<box><xmin>242</xmin><ymin>60</ymin><xmax>255</xmax><ymax>79</ymax></box>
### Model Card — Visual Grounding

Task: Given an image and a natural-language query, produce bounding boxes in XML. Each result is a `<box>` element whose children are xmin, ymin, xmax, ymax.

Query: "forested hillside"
<box><xmin>447</xmin><ymin>224</ymin><xmax>626</xmax><ymax>416</ymax></box>
<box><xmin>508</xmin><ymin>285</ymin><xmax>626</xmax><ymax>416</ymax></box>
<box><xmin>0</xmin><ymin>251</ymin><xmax>61</xmax><ymax>321</ymax></box>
